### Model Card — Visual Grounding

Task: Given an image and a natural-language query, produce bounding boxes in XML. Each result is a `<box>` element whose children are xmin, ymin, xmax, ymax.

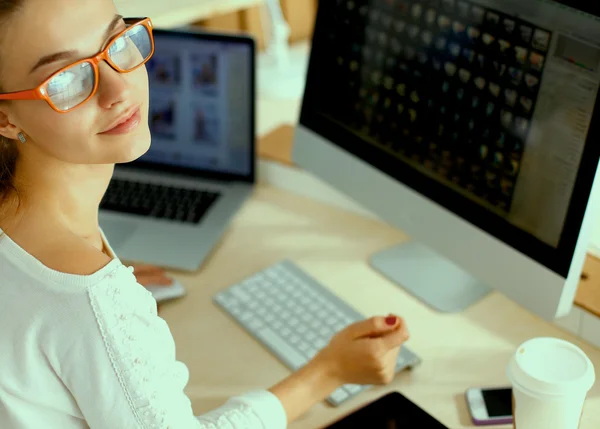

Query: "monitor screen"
<box><xmin>137</xmin><ymin>32</ymin><xmax>253</xmax><ymax>177</ymax></box>
<box><xmin>301</xmin><ymin>0</ymin><xmax>600</xmax><ymax>275</ymax></box>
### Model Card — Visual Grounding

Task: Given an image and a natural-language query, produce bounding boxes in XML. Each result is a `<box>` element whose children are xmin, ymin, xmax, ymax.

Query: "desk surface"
<box><xmin>114</xmin><ymin>0</ymin><xmax>264</xmax><ymax>28</ymax></box>
<box><xmin>160</xmin><ymin>185</ymin><xmax>600</xmax><ymax>429</ymax></box>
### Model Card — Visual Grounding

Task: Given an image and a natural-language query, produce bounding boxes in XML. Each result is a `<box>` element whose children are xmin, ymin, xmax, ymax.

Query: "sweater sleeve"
<box><xmin>52</xmin><ymin>264</ymin><xmax>288</xmax><ymax>429</ymax></box>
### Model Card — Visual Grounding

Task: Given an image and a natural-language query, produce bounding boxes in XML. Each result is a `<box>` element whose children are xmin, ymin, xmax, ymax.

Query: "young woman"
<box><xmin>0</xmin><ymin>0</ymin><xmax>411</xmax><ymax>427</ymax></box>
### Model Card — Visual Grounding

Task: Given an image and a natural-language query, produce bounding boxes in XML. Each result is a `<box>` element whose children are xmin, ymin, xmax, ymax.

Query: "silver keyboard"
<box><xmin>213</xmin><ymin>260</ymin><xmax>422</xmax><ymax>406</ymax></box>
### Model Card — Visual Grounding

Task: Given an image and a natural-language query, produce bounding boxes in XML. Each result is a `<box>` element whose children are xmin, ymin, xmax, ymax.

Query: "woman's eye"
<box><xmin>50</xmin><ymin>71</ymin><xmax>76</xmax><ymax>87</ymax></box>
<box><xmin>110</xmin><ymin>36</ymin><xmax>128</xmax><ymax>54</ymax></box>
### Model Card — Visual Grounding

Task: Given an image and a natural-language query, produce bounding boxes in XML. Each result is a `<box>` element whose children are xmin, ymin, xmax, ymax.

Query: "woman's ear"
<box><xmin>0</xmin><ymin>108</ymin><xmax>21</xmax><ymax>141</ymax></box>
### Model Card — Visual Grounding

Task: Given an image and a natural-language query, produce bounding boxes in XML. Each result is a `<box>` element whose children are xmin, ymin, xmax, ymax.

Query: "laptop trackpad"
<box><xmin>100</xmin><ymin>219</ymin><xmax>138</xmax><ymax>251</ymax></box>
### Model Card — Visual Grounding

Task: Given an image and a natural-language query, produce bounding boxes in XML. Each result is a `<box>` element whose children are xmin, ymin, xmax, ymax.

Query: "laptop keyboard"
<box><xmin>100</xmin><ymin>178</ymin><xmax>221</xmax><ymax>224</ymax></box>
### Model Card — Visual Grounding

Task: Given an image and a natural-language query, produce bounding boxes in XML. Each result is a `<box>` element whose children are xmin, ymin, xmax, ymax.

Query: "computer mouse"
<box><xmin>145</xmin><ymin>278</ymin><xmax>187</xmax><ymax>303</ymax></box>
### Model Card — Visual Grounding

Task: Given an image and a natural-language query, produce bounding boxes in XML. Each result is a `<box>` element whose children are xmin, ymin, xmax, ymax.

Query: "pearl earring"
<box><xmin>17</xmin><ymin>133</ymin><xmax>26</xmax><ymax>143</ymax></box>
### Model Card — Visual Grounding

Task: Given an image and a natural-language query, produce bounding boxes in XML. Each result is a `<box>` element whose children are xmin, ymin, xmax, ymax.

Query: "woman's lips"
<box><xmin>99</xmin><ymin>107</ymin><xmax>141</xmax><ymax>135</ymax></box>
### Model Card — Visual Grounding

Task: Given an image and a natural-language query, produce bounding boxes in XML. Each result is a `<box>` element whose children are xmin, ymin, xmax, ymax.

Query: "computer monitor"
<box><xmin>292</xmin><ymin>0</ymin><xmax>600</xmax><ymax>320</ymax></box>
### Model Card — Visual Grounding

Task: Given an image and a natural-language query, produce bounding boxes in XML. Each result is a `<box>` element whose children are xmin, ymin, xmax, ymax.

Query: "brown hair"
<box><xmin>0</xmin><ymin>0</ymin><xmax>25</xmax><ymax>229</ymax></box>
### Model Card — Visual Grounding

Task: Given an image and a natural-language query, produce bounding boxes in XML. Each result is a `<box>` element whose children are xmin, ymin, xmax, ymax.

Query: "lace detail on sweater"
<box><xmin>88</xmin><ymin>265</ymin><xmax>190</xmax><ymax>428</ymax></box>
<box><xmin>196</xmin><ymin>403</ymin><xmax>264</xmax><ymax>428</ymax></box>
<box><xmin>86</xmin><ymin>264</ymin><xmax>286</xmax><ymax>429</ymax></box>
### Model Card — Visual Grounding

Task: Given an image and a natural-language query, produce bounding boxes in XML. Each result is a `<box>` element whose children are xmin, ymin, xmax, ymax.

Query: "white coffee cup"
<box><xmin>507</xmin><ymin>337</ymin><xmax>596</xmax><ymax>429</ymax></box>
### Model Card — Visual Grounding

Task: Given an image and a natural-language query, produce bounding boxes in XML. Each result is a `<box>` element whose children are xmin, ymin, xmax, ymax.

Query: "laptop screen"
<box><xmin>136</xmin><ymin>31</ymin><xmax>254</xmax><ymax>178</ymax></box>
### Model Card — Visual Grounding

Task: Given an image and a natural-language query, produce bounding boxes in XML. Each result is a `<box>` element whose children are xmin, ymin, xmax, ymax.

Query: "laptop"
<box><xmin>99</xmin><ymin>29</ymin><xmax>256</xmax><ymax>272</ymax></box>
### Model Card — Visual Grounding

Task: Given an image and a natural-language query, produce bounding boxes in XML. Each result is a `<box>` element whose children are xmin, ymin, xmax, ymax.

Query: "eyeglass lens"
<box><xmin>46</xmin><ymin>23</ymin><xmax>153</xmax><ymax>111</ymax></box>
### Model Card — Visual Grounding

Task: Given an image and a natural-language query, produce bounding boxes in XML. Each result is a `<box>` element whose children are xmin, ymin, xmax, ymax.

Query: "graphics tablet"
<box><xmin>323</xmin><ymin>392</ymin><xmax>449</xmax><ymax>428</ymax></box>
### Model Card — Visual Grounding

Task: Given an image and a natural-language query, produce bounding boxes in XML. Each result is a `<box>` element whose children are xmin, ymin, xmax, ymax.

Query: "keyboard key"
<box><xmin>229</xmin><ymin>305</ymin><xmax>242</xmax><ymax>316</ymax></box>
<box><xmin>319</xmin><ymin>327</ymin><xmax>332</xmax><ymax>337</ymax></box>
<box><xmin>334</xmin><ymin>311</ymin><xmax>346</xmax><ymax>320</ymax></box>
<box><xmin>256</xmin><ymin>327</ymin><xmax>306</xmax><ymax>370</ymax></box>
<box><xmin>247</xmin><ymin>318</ymin><xmax>263</xmax><ymax>331</ymax></box>
<box><xmin>306</xmin><ymin>348</ymin><xmax>318</xmax><ymax>360</ymax></box>
<box><xmin>239</xmin><ymin>312</ymin><xmax>253</xmax><ymax>322</ymax></box>
<box><xmin>329</xmin><ymin>389</ymin><xmax>349</xmax><ymax>404</ymax></box>
<box><xmin>343</xmin><ymin>316</ymin><xmax>354</xmax><ymax>325</ymax></box>
<box><xmin>345</xmin><ymin>384</ymin><xmax>364</xmax><ymax>394</ymax></box>
<box><xmin>221</xmin><ymin>297</ymin><xmax>239</xmax><ymax>309</ymax></box>
<box><xmin>230</xmin><ymin>286</ymin><xmax>251</xmax><ymax>302</ymax></box>
<box><xmin>298</xmin><ymin>342</ymin><xmax>310</xmax><ymax>353</ymax></box>
<box><xmin>315</xmin><ymin>339</ymin><xmax>328</xmax><ymax>349</ymax></box>
<box><xmin>335</xmin><ymin>322</ymin><xmax>347</xmax><ymax>331</ymax></box>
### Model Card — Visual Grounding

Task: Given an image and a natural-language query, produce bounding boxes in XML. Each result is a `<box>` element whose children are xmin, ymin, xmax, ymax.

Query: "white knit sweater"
<box><xmin>0</xmin><ymin>228</ymin><xmax>287</xmax><ymax>428</ymax></box>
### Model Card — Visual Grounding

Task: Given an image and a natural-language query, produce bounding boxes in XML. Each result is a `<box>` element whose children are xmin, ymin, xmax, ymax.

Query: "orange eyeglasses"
<box><xmin>0</xmin><ymin>17</ymin><xmax>155</xmax><ymax>113</ymax></box>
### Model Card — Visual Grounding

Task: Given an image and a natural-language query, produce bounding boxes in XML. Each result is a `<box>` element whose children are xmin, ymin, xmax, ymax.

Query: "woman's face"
<box><xmin>0</xmin><ymin>0</ymin><xmax>151</xmax><ymax>165</ymax></box>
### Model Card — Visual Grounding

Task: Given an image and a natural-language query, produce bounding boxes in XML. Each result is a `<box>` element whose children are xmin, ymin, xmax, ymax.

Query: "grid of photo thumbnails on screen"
<box><xmin>320</xmin><ymin>0</ymin><xmax>557</xmax><ymax>216</ymax></box>
<box><xmin>145</xmin><ymin>45</ymin><xmax>223</xmax><ymax>168</ymax></box>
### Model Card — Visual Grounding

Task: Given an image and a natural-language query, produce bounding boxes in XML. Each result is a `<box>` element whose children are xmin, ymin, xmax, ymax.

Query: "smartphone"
<box><xmin>465</xmin><ymin>386</ymin><xmax>513</xmax><ymax>426</ymax></box>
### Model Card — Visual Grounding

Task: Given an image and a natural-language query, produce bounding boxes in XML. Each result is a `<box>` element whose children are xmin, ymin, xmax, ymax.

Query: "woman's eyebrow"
<box><xmin>29</xmin><ymin>14</ymin><xmax>124</xmax><ymax>74</ymax></box>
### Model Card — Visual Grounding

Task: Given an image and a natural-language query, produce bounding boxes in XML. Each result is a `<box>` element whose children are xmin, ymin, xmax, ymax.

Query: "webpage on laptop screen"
<box><xmin>141</xmin><ymin>36</ymin><xmax>252</xmax><ymax>177</ymax></box>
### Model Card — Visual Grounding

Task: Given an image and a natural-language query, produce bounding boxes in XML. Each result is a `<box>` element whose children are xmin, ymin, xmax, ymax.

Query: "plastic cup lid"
<box><xmin>507</xmin><ymin>337</ymin><xmax>596</xmax><ymax>396</ymax></box>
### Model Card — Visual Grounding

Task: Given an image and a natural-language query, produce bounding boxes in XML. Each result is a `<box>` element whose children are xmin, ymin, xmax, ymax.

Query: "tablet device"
<box><xmin>323</xmin><ymin>392</ymin><xmax>449</xmax><ymax>428</ymax></box>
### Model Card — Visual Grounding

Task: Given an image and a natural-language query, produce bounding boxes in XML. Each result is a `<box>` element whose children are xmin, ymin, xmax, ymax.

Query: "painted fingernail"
<box><xmin>385</xmin><ymin>316</ymin><xmax>397</xmax><ymax>326</ymax></box>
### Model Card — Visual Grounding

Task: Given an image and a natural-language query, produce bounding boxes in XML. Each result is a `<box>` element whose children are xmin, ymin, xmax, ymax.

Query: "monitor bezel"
<box><xmin>556</xmin><ymin>1</ymin><xmax>600</xmax><ymax>17</ymax></box>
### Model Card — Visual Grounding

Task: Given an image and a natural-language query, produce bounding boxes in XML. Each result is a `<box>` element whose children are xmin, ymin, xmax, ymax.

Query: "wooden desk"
<box><xmin>114</xmin><ymin>0</ymin><xmax>265</xmax><ymax>29</ymax></box>
<box><xmin>160</xmin><ymin>185</ymin><xmax>600</xmax><ymax>429</ymax></box>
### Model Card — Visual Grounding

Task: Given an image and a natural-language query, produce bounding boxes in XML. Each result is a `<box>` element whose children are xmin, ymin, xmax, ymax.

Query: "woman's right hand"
<box><xmin>315</xmin><ymin>315</ymin><xmax>410</xmax><ymax>387</ymax></box>
<box><xmin>267</xmin><ymin>315</ymin><xmax>409</xmax><ymax>423</ymax></box>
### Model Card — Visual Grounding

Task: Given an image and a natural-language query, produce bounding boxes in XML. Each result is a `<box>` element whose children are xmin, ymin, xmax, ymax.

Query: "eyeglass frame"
<box><xmin>0</xmin><ymin>17</ymin><xmax>155</xmax><ymax>113</ymax></box>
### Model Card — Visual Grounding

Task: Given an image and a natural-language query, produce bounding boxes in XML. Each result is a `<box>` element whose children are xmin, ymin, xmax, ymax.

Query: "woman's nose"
<box><xmin>96</xmin><ymin>61</ymin><xmax>132</xmax><ymax>110</ymax></box>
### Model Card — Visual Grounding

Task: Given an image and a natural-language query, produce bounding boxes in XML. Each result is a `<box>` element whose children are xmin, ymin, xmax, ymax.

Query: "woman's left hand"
<box><xmin>129</xmin><ymin>263</ymin><xmax>174</xmax><ymax>288</ymax></box>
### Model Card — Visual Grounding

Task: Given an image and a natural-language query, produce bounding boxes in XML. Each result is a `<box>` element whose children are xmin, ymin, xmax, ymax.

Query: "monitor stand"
<box><xmin>370</xmin><ymin>242</ymin><xmax>492</xmax><ymax>313</ymax></box>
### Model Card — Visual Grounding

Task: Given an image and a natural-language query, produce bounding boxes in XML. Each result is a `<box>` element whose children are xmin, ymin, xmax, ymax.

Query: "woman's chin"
<box><xmin>113</xmin><ymin>132</ymin><xmax>152</xmax><ymax>164</ymax></box>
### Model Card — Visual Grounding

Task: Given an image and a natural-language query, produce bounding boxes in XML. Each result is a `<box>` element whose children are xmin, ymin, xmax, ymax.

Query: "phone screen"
<box><xmin>482</xmin><ymin>388</ymin><xmax>513</xmax><ymax>417</ymax></box>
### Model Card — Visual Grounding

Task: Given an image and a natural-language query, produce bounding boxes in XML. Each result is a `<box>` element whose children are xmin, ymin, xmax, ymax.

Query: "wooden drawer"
<box><xmin>578</xmin><ymin>254</ymin><xmax>600</xmax><ymax>317</ymax></box>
